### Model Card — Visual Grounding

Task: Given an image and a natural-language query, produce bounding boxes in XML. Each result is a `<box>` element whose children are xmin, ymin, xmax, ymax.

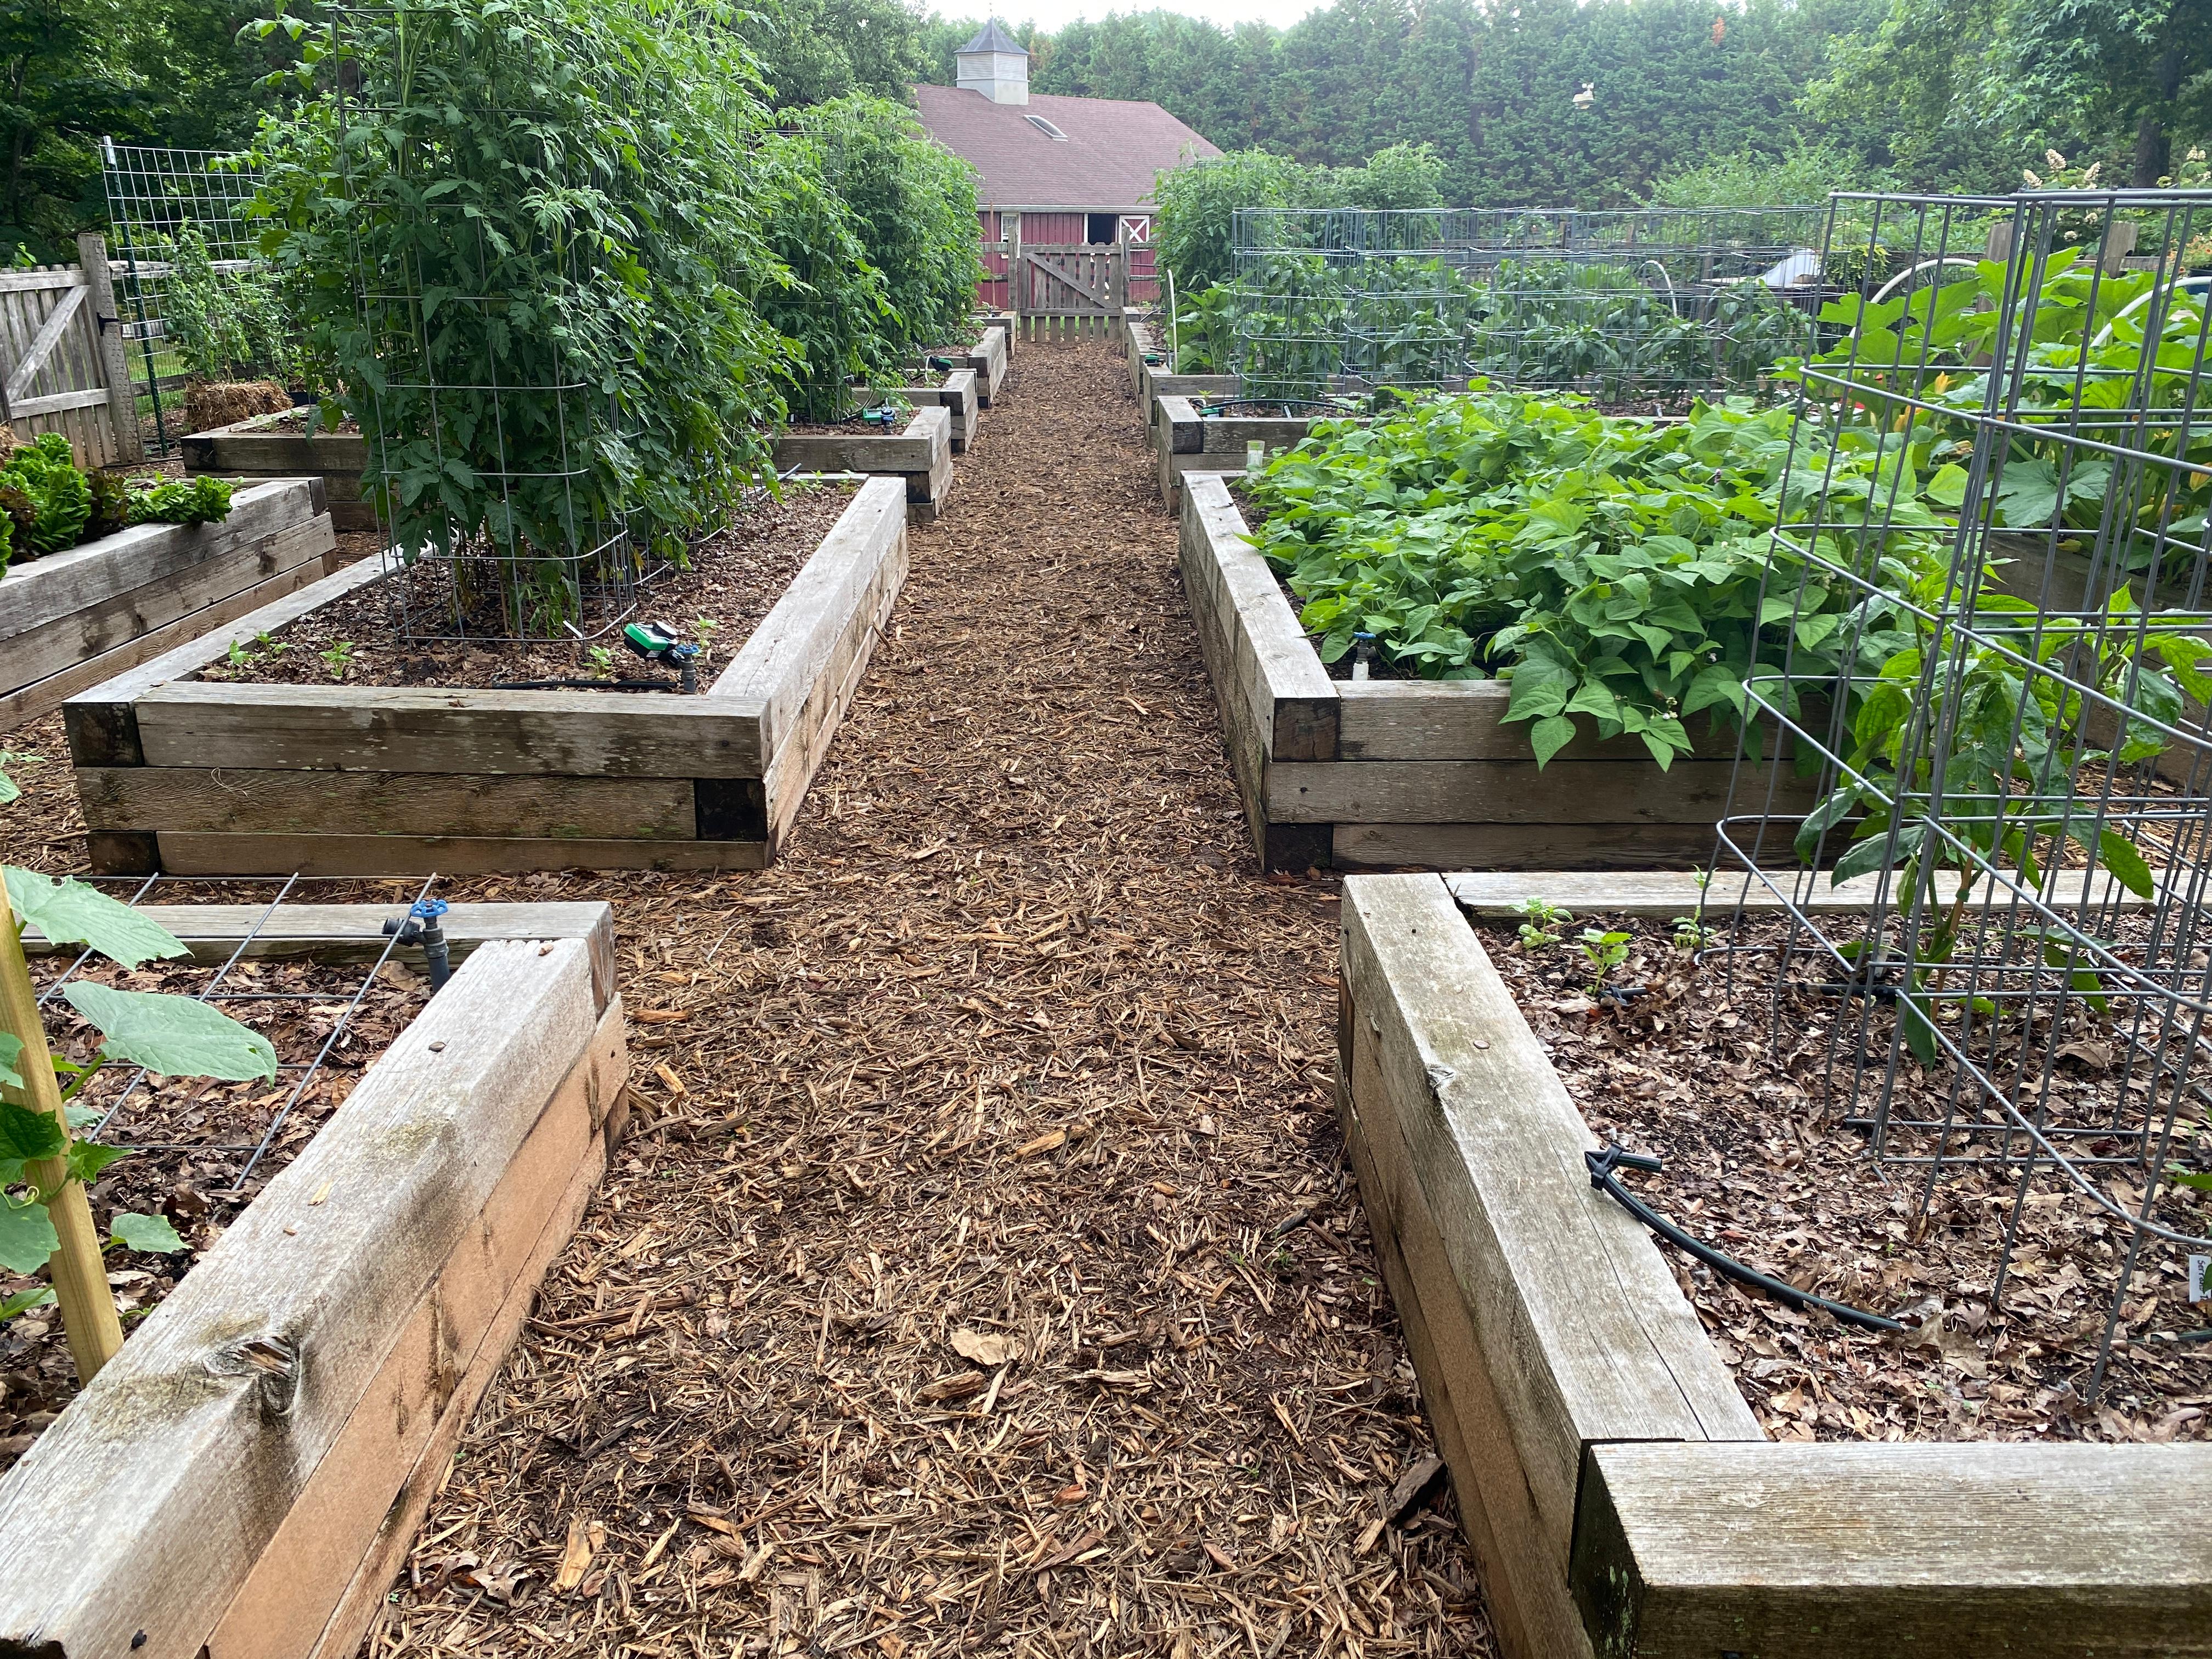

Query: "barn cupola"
<box><xmin>955</xmin><ymin>20</ymin><xmax>1030</xmax><ymax>106</ymax></box>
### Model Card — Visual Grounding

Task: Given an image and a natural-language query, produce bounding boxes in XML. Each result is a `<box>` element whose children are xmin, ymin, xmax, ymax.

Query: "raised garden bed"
<box><xmin>904</xmin><ymin>366</ymin><xmax>980</xmax><ymax>452</ymax></box>
<box><xmin>1122</xmin><ymin>315</ymin><xmax>1236</xmax><ymax>437</ymax></box>
<box><xmin>1153</xmin><ymin>395</ymin><xmax>1337</xmax><ymax>508</ymax></box>
<box><xmin>1336</xmin><ymin>871</ymin><xmax>2212</xmax><ymax>1659</ymax></box>
<box><xmin>183</xmin><ymin>410</ymin><xmax>374</xmax><ymax>533</ymax></box>
<box><xmin>63</xmin><ymin>475</ymin><xmax>908</xmax><ymax>875</ymax></box>
<box><xmin>0</xmin><ymin>896</ymin><xmax>628</xmax><ymax>1659</ymax></box>
<box><xmin>0</xmin><ymin>479</ymin><xmax>338</xmax><ymax>729</ymax></box>
<box><xmin>1181</xmin><ymin>473</ymin><xmax>1803</xmax><ymax>870</ymax></box>
<box><xmin>923</xmin><ymin>323</ymin><xmax>1008</xmax><ymax>408</ymax></box>
<box><xmin>773</xmin><ymin>405</ymin><xmax>953</xmax><ymax>523</ymax></box>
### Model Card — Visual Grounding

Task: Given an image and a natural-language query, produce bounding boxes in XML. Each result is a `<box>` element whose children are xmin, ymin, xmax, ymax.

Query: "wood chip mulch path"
<box><xmin>0</xmin><ymin>340</ymin><xmax>1494</xmax><ymax>1657</ymax></box>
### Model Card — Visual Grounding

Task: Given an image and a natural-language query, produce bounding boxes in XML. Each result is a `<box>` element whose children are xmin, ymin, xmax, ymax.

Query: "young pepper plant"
<box><xmin>0</xmin><ymin>866</ymin><xmax>277</xmax><ymax>1369</ymax></box>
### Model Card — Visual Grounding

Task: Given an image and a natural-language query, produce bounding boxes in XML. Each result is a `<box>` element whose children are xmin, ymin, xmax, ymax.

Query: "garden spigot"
<box><xmin>383</xmin><ymin>896</ymin><xmax>452</xmax><ymax>991</ymax></box>
<box><xmin>1350</xmin><ymin>631</ymin><xmax>1378</xmax><ymax>682</ymax></box>
<box><xmin>623</xmin><ymin>621</ymin><xmax>702</xmax><ymax>694</ymax></box>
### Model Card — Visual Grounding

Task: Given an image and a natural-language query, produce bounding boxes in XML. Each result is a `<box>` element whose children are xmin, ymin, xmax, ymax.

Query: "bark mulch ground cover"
<box><xmin>1492</xmin><ymin>912</ymin><xmax>2212</xmax><ymax>1448</ymax></box>
<box><xmin>1</xmin><ymin>340</ymin><xmax>1494</xmax><ymax>1658</ymax></box>
<box><xmin>195</xmin><ymin>482</ymin><xmax>855</xmax><ymax>692</ymax></box>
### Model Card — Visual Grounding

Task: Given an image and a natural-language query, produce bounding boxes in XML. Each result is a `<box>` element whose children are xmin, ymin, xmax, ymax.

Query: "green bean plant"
<box><xmin>1243</xmin><ymin>390</ymin><xmax>1954</xmax><ymax>766</ymax></box>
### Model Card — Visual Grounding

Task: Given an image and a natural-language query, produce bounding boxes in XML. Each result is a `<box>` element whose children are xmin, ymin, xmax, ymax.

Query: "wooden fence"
<box><xmin>0</xmin><ymin>235</ymin><xmax>140</xmax><ymax>468</ymax></box>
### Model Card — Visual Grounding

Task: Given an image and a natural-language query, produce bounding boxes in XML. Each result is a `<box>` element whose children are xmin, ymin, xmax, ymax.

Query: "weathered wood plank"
<box><xmin>20</xmin><ymin>900</ymin><xmax>616</xmax><ymax>1008</ymax></box>
<box><xmin>1274</xmin><ymin>758</ymin><xmax>1772</xmax><ymax>826</ymax></box>
<box><xmin>134</xmin><ymin>831</ymin><xmax>769</xmax><ymax>877</ymax></box>
<box><xmin>1442</xmin><ymin>866</ymin><xmax>2169</xmax><ymax>922</ymax></box>
<box><xmin>1339</xmin><ymin>992</ymin><xmax>1590</xmax><ymax>1659</ymax></box>
<box><xmin>712</xmin><ymin>475</ymin><xmax>905</xmax><ymax>767</ymax></box>
<box><xmin>1179</xmin><ymin>472</ymin><xmax>1337</xmax><ymax>762</ymax></box>
<box><xmin>0</xmin><ymin>939</ymin><xmax>602</xmax><ymax>1659</ymax></box>
<box><xmin>78</xmin><ymin>766</ymin><xmax>698</xmax><ymax>840</ymax></box>
<box><xmin>1</xmin><ymin>549</ymin><xmax>340</xmax><ymax>733</ymax></box>
<box><xmin>771</xmin><ymin>406</ymin><xmax>948</xmax><ymax>475</ymax></box>
<box><xmin>182</xmin><ymin>429</ymin><xmax>369</xmax><ymax>473</ymax></box>
<box><xmin>1334</xmin><ymin>822</ymin><xmax>1726</xmax><ymax>871</ymax></box>
<box><xmin>6</xmin><ymin>518</ymin><xmax>335</xmax><ymax>691</ymax></box>
<box><xmin>127</xmin><ymin>682</ymin><xmax>765</xmax><ymax>780</ymax></box>
<box><xmin>210</xmin><ymin>1000</ymin><xmax>625</xmax><ymax>1659</ymax></box>
<box><xmin>1337</xmin><ymin>680</ymin><xmax>1756</xmax><ymax>764</ymax></box>
<box><xmin>905</xmin><ymin>369</ymin><xmax>978</xmax><ymax>450</ymax></box>
<box><xmin>1573</xmin><ymin>1440</ymin><xmax>2212</xmax><ymax>1659</ymax></box>
<box><xmin>0</xmin><ymin>479</ymin><xmax>326</xmax><ymax>639</ymax></box>
<box><xmin>1339</xmin><ymin>874</ymin><xmax>1759</xmax><ymax>1602</ymax></box>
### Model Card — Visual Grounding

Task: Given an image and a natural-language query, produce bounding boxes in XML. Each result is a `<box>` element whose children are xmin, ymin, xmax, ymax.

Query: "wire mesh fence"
<box><xmin>29</xmin><ymin>873</ymin><xmax>437</xmax><ymax>1195</ymax></box>
<box><xmin>1712</xmin><ymin>187</ymin><xmax>2212</xmax><ymax>1401</ymax></box>
<box><xmin>98</xmin><ymin>139</ymin><xmax>279</xmax><ymax>457</ymax></box>
<box><xmin>1225</xmin><ymin>205</ymin><xmax>1828</xmax><ymax>405</ymax></box>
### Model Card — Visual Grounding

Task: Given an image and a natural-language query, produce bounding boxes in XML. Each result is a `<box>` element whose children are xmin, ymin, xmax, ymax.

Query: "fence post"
<box><xmin>76</xmin><ymin>232</ymin><xmax>144</xmax><ymax>466</ymax></box>
<box><xmin>1007</xmin><ymin>211</ymin><xmax>1023</xmax><ymax>329</ymax></box>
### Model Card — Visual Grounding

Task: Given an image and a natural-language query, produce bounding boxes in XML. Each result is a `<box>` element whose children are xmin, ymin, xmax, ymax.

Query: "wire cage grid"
<box><xmin>98</xmin><ymin>139</ymin><xmax>274</xmax><ymax>456</ymax></box>
<box><xmin>1225</xmin><ymin>203</ymin><xmax>1830</xmax><ymax>405</ymax></box>
<box><xmin>1711</xmin><ymin>185</ymin><xmax>2212</xmax><ymax>1401</ymax></box>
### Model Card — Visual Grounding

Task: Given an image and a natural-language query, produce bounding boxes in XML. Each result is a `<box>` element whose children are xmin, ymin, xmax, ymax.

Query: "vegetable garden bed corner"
<box><xmin>1339</xmin><ymin>872</ymin><xmax>2212</xmax><ymax>1659</ymax></box>
<box><xmin>0</xmin><ymin>901</ymin><xmax>629</xmax><ymax>1659</ymax></box>
<box><xmin>1181</xmin><ymin>474</ymin><xmax>1797</xmax><ymax>870</ymax></box>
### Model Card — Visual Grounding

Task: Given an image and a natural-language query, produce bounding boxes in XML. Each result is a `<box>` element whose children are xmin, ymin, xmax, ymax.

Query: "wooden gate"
<box><xmin>1010</xmin><ymin>244</ymin><xmax>1124</xmax><ymax>342</ymax></box>
<box><xmin>0</xmin><ymin>235</ymin><xmax>140</xmax><ymax>467</ymax></box>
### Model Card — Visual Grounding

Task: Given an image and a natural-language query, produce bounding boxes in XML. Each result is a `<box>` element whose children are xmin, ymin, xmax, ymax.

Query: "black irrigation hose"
<box><xmin>1584</xmin><ymin>1145</ymin><xmax>1908</xmax><ymax>1333</ymax></box>
<box><xmin>488</xmin><ymin>677</ymin><xmax>680</xmax><ymax>693</ymax></box>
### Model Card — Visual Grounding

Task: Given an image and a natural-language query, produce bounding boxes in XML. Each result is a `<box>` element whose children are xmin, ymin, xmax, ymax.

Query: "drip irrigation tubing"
<box><xmin>1584</xmin><ymin>1144</ymin><xmax>1906</xmax><ymax>1332</ymax></box>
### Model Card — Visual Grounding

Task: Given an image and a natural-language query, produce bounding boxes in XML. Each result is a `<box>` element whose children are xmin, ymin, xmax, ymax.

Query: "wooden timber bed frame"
<box><xmin>1180</xmin><ymin>472</ymin><xmax>1806</xmax><ymax>871</ymax></box>
<box><xmin>65</xmin><ymin>476</ymin><xmax>908</xmax><ymax>876</ymax></box>
<box><xmin>1336</xmin><ymin>870</ymin><xmax>2211</xmax><ymax>1659</ymax></box>
<box><xmin>0</xmin><ymin>900</ymin><xmax>629</xmax><ymax>1659</ymax></box>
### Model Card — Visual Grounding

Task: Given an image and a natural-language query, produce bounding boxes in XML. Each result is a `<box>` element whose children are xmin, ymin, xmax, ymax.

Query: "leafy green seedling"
<box><xmin>319</xmin><ymin>641</ymin><xmax>356</xmax><ymax>681</ymax></box>
<box><xmin>1671</xmin><ymin>915</ymin><xmax>1717</xmax><ymax>951</ymax></box>
<box><xmin>586</xmin><ymin>644</ymin><xmax>618</xmax><ymax>680</ymax></box>
<box><xmin>1576</xmin><ymin>927</ymin><xmax>1632</xmax><ymax>996</ymax></box>
<box><xmin>0</xmin><ymin>751</ymin><xmax>38</xmax><ymax>806</ymax></box>
<box><xmin>1512</xmin><ymin>895</ymin><xmax>1571</xmax><ymax>949</ymax></box>
<box><xmin>692</xmin><ymin>616</ymin><xmax>721</xmax><ymax>658</ymax></box>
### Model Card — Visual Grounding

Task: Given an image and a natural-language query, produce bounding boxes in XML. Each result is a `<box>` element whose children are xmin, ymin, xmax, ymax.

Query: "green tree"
<box><xmin>0</xmin><ymin>0</ymin><xmax>132</xmax><ymax>259</ymax></box>
<box><xmin>740</xmin><ymin>0</ymin><xmax>935</xmax><ymax>109</ymax></box>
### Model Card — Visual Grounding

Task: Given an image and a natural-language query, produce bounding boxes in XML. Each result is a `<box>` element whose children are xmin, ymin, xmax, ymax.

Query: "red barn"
<box><xmin>915</xmin><ymin>22</ymin><xmax>1221</xmax><ymax>314</ymax></box>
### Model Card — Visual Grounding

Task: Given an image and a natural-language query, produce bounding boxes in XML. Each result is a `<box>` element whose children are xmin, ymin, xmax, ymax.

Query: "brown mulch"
<box><xmin>202</xmin><ymin>482</ymin><xmax>855</xmax><ymax>692</ymax></box>
<box><xmin>1489</xmin><ymin>911</ymin><xmax>2212</xmax><ymax>1445</ymax></box>
<box><xmin>1</xmin><ymin>946</ymin><xmax>428</xmax><ymax>1472</ymax></box>
<box><xmin>2</xmin><ymin>341</ymin><xmax>1493</xmax><ymax>1657</ymax></box>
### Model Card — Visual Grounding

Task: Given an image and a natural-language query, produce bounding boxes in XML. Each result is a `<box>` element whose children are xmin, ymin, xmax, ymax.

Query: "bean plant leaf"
<box><xmin>3</xmin><ymin>868</ymin><xmax>189</xmax><ymax>969</ymax></box>
<box><xmin>109</xmin><ymin>1211</ymin><xmax>184</xmax><ymax>1255</ymax></box>
<box><xmin>0</xmin><ymin>1198</ymin><xmax>58</xmax><ymax>1276</ymax></box>
<box><xmin>60</xmin><ymin>983</ymin><xmax>278</xmax><ymax>1082</ymax></box>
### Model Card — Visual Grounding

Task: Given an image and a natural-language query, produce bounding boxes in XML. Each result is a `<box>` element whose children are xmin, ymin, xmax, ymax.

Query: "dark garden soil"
<box><xmin>1488</xmin><ymin>912</ymin><xmax>2212</xmax><ymax>1445</ymax></box>
<box><xmin>2</xmin><ymin>341</ymin><xmax>1493</xmax><ymax>1657</ymax></box>
<box><xmin>0</xmin><ymin>949</ymin><xmax>427</xmax><ymax>1472</ymax></box>
<box><xmin>199</xmin><ymin>481</ymin><xmax>856</xmax><ymax>693</ymax></box>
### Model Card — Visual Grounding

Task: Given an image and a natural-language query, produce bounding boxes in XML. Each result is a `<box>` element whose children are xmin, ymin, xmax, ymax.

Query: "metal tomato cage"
<box><xmin>1225</xmin><ymin>204</ymin><xmax>1826</xmax><ymax>405</ymax></box>
<box><xmin>1711</xmin><ymin>187</ymin><xmax>2212</xmax><ymax>1401</ymax></box>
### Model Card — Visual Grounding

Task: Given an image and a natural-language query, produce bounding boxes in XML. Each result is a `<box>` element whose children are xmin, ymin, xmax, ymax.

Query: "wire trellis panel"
<box><xmin>98</xmin><ymin>139</ymin><xmax>270</xmax><ymax>456</ymax></box>
<box><xmin>1226</xmin><ymin>204</ymin><xmax>1828</xmax><ymax>405</ymax></box>
<box><xmin>1714</xmin><ymin>187</ymin><xmax>2212</xmax><ymax>1401</ymax></box>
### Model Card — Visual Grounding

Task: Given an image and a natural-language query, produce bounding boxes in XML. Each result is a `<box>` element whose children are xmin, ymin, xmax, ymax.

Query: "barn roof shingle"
<box><xmin>913</xmin><ymin>84</ymin><xmax>1221</xmax><ymax>212</ymax></box>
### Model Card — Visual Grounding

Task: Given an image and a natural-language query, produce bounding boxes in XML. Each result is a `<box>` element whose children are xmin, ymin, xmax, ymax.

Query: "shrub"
<box><xmin>1154</xmin><ymin>144</ymin><xmax>1446</xmax><ymax>294</ymax></box>
<box><xmin>250</xmin><ymin>0</ymin><xmax>797</xmax><ymax>573</ymax></box>
<box><xmin>754</xmin><ymin>128</ymin><xmax>895</xmax><ymax>422</ymax></box>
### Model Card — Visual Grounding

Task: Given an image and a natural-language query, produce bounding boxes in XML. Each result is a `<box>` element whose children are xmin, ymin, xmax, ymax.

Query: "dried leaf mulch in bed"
<box><xmin>355</xmin><ymin>343</ymin><xmax>1494</xmax><ymax>1657</ymax></box>
<box><xmin>0</xmin><ymin>951</ymin><xmax>428</xmax><ymax>1471</ymax></box>
<box><xmin>1488</xmin><ymin>912</ymin><xmax>2212</xmax><ymax>1445</ymax></box>
<box><xmin>204</xmin><ymin>481</ymin><xmax>855</xmax><ymax>692</ymax></box>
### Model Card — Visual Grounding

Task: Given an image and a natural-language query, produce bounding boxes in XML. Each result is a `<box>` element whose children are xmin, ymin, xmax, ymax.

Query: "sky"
<box><xmin>991</xmin><ymin>0</ymin><xmax>1326</xmax><ymax>33</ymax></box>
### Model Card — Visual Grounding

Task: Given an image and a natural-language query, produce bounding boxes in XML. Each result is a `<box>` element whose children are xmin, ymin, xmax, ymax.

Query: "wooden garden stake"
<box><xmin>0</xmin><ymin>883</ymin><xmax>124</xmax><ymax>1381</ymax></box>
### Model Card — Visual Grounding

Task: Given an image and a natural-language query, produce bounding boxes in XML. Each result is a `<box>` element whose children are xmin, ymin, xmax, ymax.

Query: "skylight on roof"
<box><xmin>1023</xmin><ymin>114</ymin><xmax>1069</xmax><ymax>142</ymax></box>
